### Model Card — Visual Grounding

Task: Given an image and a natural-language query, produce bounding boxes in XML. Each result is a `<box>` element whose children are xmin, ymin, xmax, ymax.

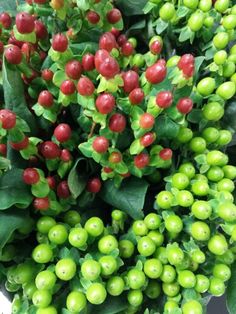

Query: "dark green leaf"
<box><xmin>0</xmin><ymin>0</ymin><xmax>25</xmax><ymax>15</ymax></box>
<box><xmin>115</xmin><ymin>0</ymin><xmax>147</xmax><ymax>16</ymax></box>
<box><xmin>222</xmin><ymin>100</ymin><xmax>236</xmax><ymax>132</ymax></box>
<box><xmin>154</xmin><ymin>115</ymin><xmax>180</xmax><ymax>139</ymax></box>
<box><xmin>88</xmin><ymin>295</ymin><xmax>128</xmax><ymax>314</ymax></box>
<box><xmin>187</xmin><ymin>109</ymin><xmax>203</xmax><ymax>124</ymax></box>
<box><xmin>227</xmin><ymin>261</ymin><xmax>236</xmax><ymax>314</ymax></box>
<box><xmin>155</xmin><ymin>18</ymin><xmax>168</xmax><ymax>35</ymax></box>
<box><xmin>68</xmin><ymin>158</ymin><xmax>87</xmax><ymax>199</ymax></box>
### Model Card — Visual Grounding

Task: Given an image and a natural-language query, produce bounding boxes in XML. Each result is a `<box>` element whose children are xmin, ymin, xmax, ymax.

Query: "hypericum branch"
<box><xmin>88</xmin><ymin>122</ymin><xmax>96</xmax><ymax>139</ymax></box>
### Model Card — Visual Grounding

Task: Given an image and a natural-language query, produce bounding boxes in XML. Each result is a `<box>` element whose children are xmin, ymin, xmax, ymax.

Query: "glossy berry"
<box><xmin>57</xmin><ymin>181</ymin><xmax>71</xmax><ymax>198</ymax></box>
<box><xmin>47</xmin><ymin>176</ymin><xmax>56</xmax><ymax>190</ymax></box>
<box><xmin>150</xmin><ymin>40</ymin><xmax>162</xmax><ymax>55</ymax></box>
<box><xmin>109</xmin><ymin>113</ymin><xmax>126</xmax><ymax>132</ymax></box>
<box><xmin>182</xmin><ymin>63</ymin><xmax>195</xmax><ymax>77</ymax></box>
<box><xmin>129</xmin><ymin>88</ymin><xmax>144</xmax><ymax>105</ymax></box>
<box><xmin>5</xmin><ymin>45</ymin><xmax>22</xmax><ymax>65</ymax></box>
<box><xmin>87</xmin><ymin>178</ymin><xmax>102</xmax><ymax>193</ymax></box>
<box><xmin>176</xmin><ymin>97</ymin><xmax>193</xmax><ymax>114</ymax></box>
<box><xmin>110</xmin><ymin>28</ymin><xmax>120</xmax><ymax>38</ymax></box>
<box><xmin>0</xmin><ymin>109</ymin><xmax>16</xmax><ymax>129</ymax></box>
<box><xmin>60</xmin><ymin>149</ymin><xmax>71</xmax><ymax>162</ymax></box>
<box><xmin>54</xmin><ymin>123</ymin><xmax>72</xmax><ymax>143</ymax></box>
<box><xmin>60</xmin><ymin>80</ymin><xmax>76</xmax><ymax>95</ymax></box>
<box><xmin>159</xmin><ymin>148</ymin><xmax>173</xmax><ymax>160</ymax></box>
<box><xmin>0</xmin><ymin>144</ymin><xmax>7</xmax><ymax>156</ymax></box>
<box><xmin>99</xmin><ymin>32</ymin><xmax>117</xmax><ymax>52</ymax></box>
<box><xmin>109</xmin><ymin>152</ymin><xmax>122</xmax><ymax>163</ymax></box>
<box><xmin>92</xmin><ymin>136</ymin><xmax>109</xmax><ymax>153</ymax></box>
<box><xmin>140</xmin><ymin>132</ymin><xmax>156</xmax><ymax>147</ymax></box>
<box><xmin>0</xmin><ymin>12</ymin><xmax>12</xmax><ymax>29</ymax></box>
<box><xmin>34</xmin><ymin>197</ymin><xmax>49</xmax><ymax>211</ymax></box>
<box><xmin>42</xmin><ymin>69</ymin><xmax>53</xmax><ymax>81</ymax></box>
<box><xmin>134</xmin><ymin>153</ymin><xmax>150</xmax><ymax>168</ymax></box>
<box><xmin>52</xmin><ymin>33</ymin><xmax>68</xmax><ymax>52</ymax></box>
<box><xmin>96</xmin><ymin>93</ymin><xmax>115</xmax><ymax>114</ymax></box>
<box><xmin>107</xmin><ymin>9</ymin><xmax>122</xmax><ymax>24</ymax></box>
<box><xmin>16</xmin><ymin>12</ymin><xmax>35</xmax><ymax>34</ymax></box>
<box><xmin>86</xmin><ymin>11</ymin><xmax>100</xmax><ymax>24</ymax></box>
<box><xmin>103</xmin><ymin>166</ymin><xmax>113</xmax><ymax>173</ymax></box>
<box><xmin>121</xmin><ymin>42</ymin><xmax>134</xmax><ymax>56</ymax></box>
<box><xmin>122</xmin><ymin>70</ymin><xmax>139</xmax><ymax>93</ymax></box>
<box><xmin>178</xmin><ymin>54</ymin><xmax>194</xmax><ymax>70</ymax></box>
<box><xmin>117</xmin><ymin>34</ymin><xmax>127</xmax><ymax>46</ymax></box>
<box><xmin>10</xmin><ymin>136</ymin><xmax>29</xmax><ymax>150</ymax></box>
<box><xmin>82</xmin><ymin>53</ymin><xmax>95</xmax><ymax>71</ymax></box>
<box><xmin>23</xmin><ymin>168</ymin><xmax>40</xmax><ymax>185</ymax></box>
<box><xmin>34</xmin><ymin>20</ymin><xmax>48</xmax><ymax>39</ymax></box>
<box><xmin>96</xmin><ymin>54</ymin><xmax>120</xmax><ymax>79</ymax></box>
<box><xmin>140</xmin><ymin>113</ymin><xmax>155</xmax><ymax>129</ymax></box>
<box><xmin>95</xmin><ymin>49</ymin><xmax>110</xmax><ymax>68</ymax></box>
<box><xmin>38</xmin><ymin>90</ymin><xmax>54</xmax><ymax>108</ymax></box>
<box><xmin>156</xmin><ymin>91</ymin><xmax>173</xmax><ymax>108</ymax></box>
<box><xmin>145</xmin><ymin>61</ymin><xmax>167</xmax><ymax>84</ymax></box>
<box><xmin>65</xmin><ymin>60</ymin><xmax>82</xmax><ymax>80</ymax></box>
<box><xmin>40</xmin><ymin>141</ymin><xmax>61</xmax><ymax>159</ymax></box>
<box><xmin>77</xmin><ymin>77</ymin><xmax>95</xmax><ymax>96</ymax></box>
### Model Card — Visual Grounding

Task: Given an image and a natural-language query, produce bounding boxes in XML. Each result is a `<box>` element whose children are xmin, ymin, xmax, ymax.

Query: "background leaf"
<box><xmin>154</xmin><ymin>115</ymin><xmax>180</xmax><ymax>139</ymax></box>
<box><xmin>88</xmin><ymin>295</ymin><xmax>128</xmax><ymax>314</ymax></box>
<box><xmin>115</xmin><ymin>0</ymin><xmax>147</xmax><ymax>16</ymax></box>
<box><xmin>68</xmin><ymin>158</ymin><xmax>87</xmax><ymax>199</ymax></box>
<box><xmin>227</xmin><ymin>262</ymin><xmax>236</xmax><ymax>314</ymax></box>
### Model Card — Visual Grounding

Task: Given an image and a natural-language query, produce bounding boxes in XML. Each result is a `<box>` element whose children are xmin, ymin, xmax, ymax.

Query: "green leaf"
<box><xmin>179</xmin><ymin>26</ymin><xmax>193</xmax><ymax>42</ymax></box>
<box><xmin>176</xmin><ymin>6</ymin><xmax>190</xmax><ymax>18</ymax></box>
<box><xmin>155</xmin><ymin>18</ymin><xmax>168</xmax><ymax>35</ymax></box>
<box><xmin>0</xmin><ymin>0</ymin><xmax>25</xmax><ymax>15</ymax></box>
<box><xmin>154</xmin><ymin>115</ymin><xmax>180</xmax><ymax>139</ymax></box>
<box><xmin>100</xmin><ymin>177</ymin><xmax>149</xmax><ymax>219</ymax></box>
<box><xmin>227</xmin><ymin>261</ymin><xmax>236</xmax><ymax>314</ymax></box>
<box><xmin>31</xmin><ymin>179</ymin><xmax>50</xmax><ymax>198</ymax></box>
<box><xmin>13</xmin><ymin>25</ymin><xmax>36</xmax><ymax>44</ymax></box>
<box><xmin>53</xmin><ymin>70</ymin><xmax>67</xmax><ymax>87</ymax></box>
<box><xmin>116</xmin><ymin>0</ymin><xmax>147</xmax><ymax>16</ymax></box>
<box><xmin>143</xmin><ymin>2</ymin><xmax>156</xmax><ymax>14</ymax></box>
<box><xmin>76</xmin><ymin>0</ymin><xmax>90</xmax><ymax>10</ymax></box>
<box><xmin>187</xmin><ymin>109</ymin><xmax>203</xmax><ymax>124</ymax></box>
<box><xmin>68</xmin><ymin>158</ymin><xmax>86</xmax><ymax>199</ymax></box>
<box><xmin>87</xmin><ymin>295</ymin><xmax>128</xmax><ymax>314</ymax></box>
<box><xmin>0</xmin><ymin>169</ymin><xmax>32</xmax><ymax>210</ymax></box>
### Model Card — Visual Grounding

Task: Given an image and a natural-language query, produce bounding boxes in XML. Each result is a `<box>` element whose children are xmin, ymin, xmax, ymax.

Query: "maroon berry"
<box><xmin>134</xmin><ymin>153</ymin><xmax>150</xmax><ymax>169</ymax></box>
<box><xmin>16</xmin><ymin>12</ymin><xmax>35</xmax><ymax>34</ymax></box>
<box><xmin>34</xmin><ymin>197</ymin><xmax>49</xmax><ymax>211</ymax></box>
<box><xmin>107</xmin><ymin>9</ymin><xmax>122</xmax><ymax>24</ymax></box>
<box><xmin>140</xmin><ymin>132</ymin><xmax>156</xmax><ymax>147</ymax></box>
<box><xmin>23</xmin><ymin>168</ymin><xmax>40</xmax><ymax>185</ymax></box>
<box><xmin>54</xmin><ymin>123</ymin><xmax>72</xmax><ymax>143</ymax></box>
<box><xmin>5</xmin><ymin>45</ymin><xmax>22</xmax><ymax>64</ymax></box>
<box><xmin>95</xmin><ymin>49</ymin><xmax>110</xmax><ymax>69</ymax></box>
<box><xmin>0</xmin><ymin>41</ymin><xmax>4</xmax><ymax>54</ymax></box>
<box><xmin>139</xmin><ymin>113</ymin><xmax>155</xmax><ymax>129</ymax></box>
<box><xmin>52</xmin><ymin>33</ymin><xmax>68</xmax><ymax>52</ymax></box>
<box><xmin>34</xmin><ymin>20</ymin><xmax>48</xmax><ymax>39</ymax></box>
<box><xmin>86</xmin><ymin>10</ymin><xmax>100</xmax><ymax>24</ymax></box>
<box><xmin>92</xmin><ymin>136</ymin><xmax>109</xmax><ymax>153</ymax></box>
<box><xmin>121</xmin><ymin>41</ymin><xmax>134</xmax><ymax>56</ymax></box>
<box><xmin>0</xmin><ymin>12</ymin><xmax>12</xmax><ymax>29</ymax></box>
<box><xmin>60</xmin><ymin>80</ymin><xmax>76</xmax><ymax>95</ymax></box>
<box><xmin>82</xmin><ymin>53</ymin><xmax>95</xmax><ymax>71</ymax></box>
<box><xmin>121</xmin><ymin>171</ymin><xmax>131</xmax><ymax>178</ymax></box>
<box><xmin>99</xmin><ymin>32</ymin><xmax>118</xmax><ymax>52</ymax></box>
<box><xmin>10</xmin><ymin>136</ymin><xmax>29</xmax><ymax>151</ymax></box>
<box><xmin>97</xmin><ymin>55</ymin><xmax>120</xmax><ymax>79</ymax></box>
<box><xmin>47</xmin><ymin>176</ymin><xmax>56</xmax><ymax>190</ymax></box>
<box><xmin>178</xmin><ymin>54</ymin><xmax>194</xmax><ymax>70</ymax></box>
<box><xmin>87</xmin><ymin>177</ymin><xmax>102</xmax><ymax>193</ymax></box>
<box><xmin>42</xmin><ymin>69</ymin><xmax>53</xmax><ymax>81</ymax></box>
<box><xmin>21</xmin><ymin>42</ymin><xmax>35</xmax><ymax>61</ymax></box>
<box><xmin>34</xmin><ymin>0</ymin><xmax>47</xmax><ymax>3</ymax></box>
<box><xmin>176</xmin><ymin>97</ymin><xmax>193</xmax><ymax>114</ymax></box>
<box><xmin>0</xmin><ymin>109</ymin><xmax>16</xmax><ymax>129</ymax></box>
<box><xmin>156</xmin><ymin>91</ymin><xmax>173</xmax><ymax>108</ymax></box>
<box><xmin>145</xmin><ymin>61</ymin><xmax>167</xmax><ymax>84</ymax></box>
<box><xmin>57</xmin><ymin>181</ymin><xmax>71</xmax><ymax>198</ymax></box>
<box><xmin>117</xmin><ymin>34</ymin><xmax>127</xmax><ymax>47</ymax></box>
<box><xmin>159</xmin><ymin>148</ymin><xmax>173</xmax><ymax>160</ymax></box>
<box><xmin>40</xmin><ymin>141</ymin><xmax>61</xmax><ymax>159</ymax></box>
<box><xmin>103</xmin><ymin>166</ymin><xmax>113</xmax><ymax>173</ymax></box>
<box><xmin>150</xmin><ymin>40</ymin><xmax>162</xmax><ymax>55</ymax></box>
<box><xmin>0</xmin><ymin>144</ymin><xmax>7</xmax><ymax>156</ymax></box>
<box><xmin>122</xmin><ymin>70</ymin><xmax>139</xmax><ymax>93</ymax></box>
<box><xmin>96</xmin><ymin>93</ymin><xmax>115</xmax><ymax>114</ymax></box>
<box><xmin>109</xmin><ymin>152</ymin><xmax>122</xmax><ymax>163</ymax></box>
<box><xmin>77</xmin><ymin>77</ymin><xmax>95</xmax><ymax>96</ymax></box>
<box><xmin>65</xmin><ymin>60</ymin><xmax>82</xmax><ymax>80</ymax></box>
<box><xmin>109</xmin><ymin>113</ymin><xmax>126</xmax><ymax>133</ymax></box>
<box><xmin>110</xmin><ymin>28</ymin><xmax>120</xmax><ymax>38</ymax></box>
<box><xmin>38</xmin><ymin>90</ymin><xmax>54</xmax><ymax>107</ymax></box>
<box><xmin>129</xmin><ymin>88</ymin><xmax>144</xmax><ymax>105</ymax></box>
<box><xmin>60</xmin><ymin>149</ymin><xmax>71</xmax><ymax>162</ymax></box>
<box><xmin>182</xmin><ymin>63</ymin><xmax>195</xmax><ymax>78</ymax></box>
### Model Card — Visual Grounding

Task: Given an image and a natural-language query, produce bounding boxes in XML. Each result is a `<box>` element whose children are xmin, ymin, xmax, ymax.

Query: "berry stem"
<box><xmin>88</xmin><ymin>122</ymin><xmax>96</xmax><ymax>139</ymax></box>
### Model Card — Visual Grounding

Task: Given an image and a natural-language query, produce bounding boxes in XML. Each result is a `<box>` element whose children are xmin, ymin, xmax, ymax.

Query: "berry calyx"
<box><xmin>156</xmin><ymin>91</ymin><xmax>173</xmax><ymax>108</ymax></box>
<box><xmin>38</xmin><ymin>90</ymin><xmax>54</xmax><ymax>108</ymax></box>
<box><xmin>16</xmin><ymin>12</ymin><xmax>35</xmax><ymax>34</ymax></box>
<box><xmin>134</xmin><ymin>153</ymin><xmax>150</xmax><ymax>168</ymax></box>
<box><xmin>52</xmin><ymin>33</ymin><xmax>68</xmax><ymax>52</ymax></box>
<box><xmin>139</xmin><ymin>113</ymin><xmax>155</xmax><ymax>129</ymax></box>
<box><xmin>0</xmin><ymin>109</ymin><xmax>16</xmax><ymax>129</ymax></box>
<box><xmin>109</xmin><ymin>113</ymin><xmax>126</xmax><ymax>133</ymax></box>
<box><xmin>92</xmin><ymin>136</ymin><xmax>109</xmax><ymax>153</ymax></box>
<box><xmin>54</xmin><ymin>123</ymin><xmax>72</xmax><ymax>143</ymax></box>
<box><xmin>65</xmin><ymin>60</ymin><xmax>82</xmax><ymax>80</ymax></box>
<box><xmin>60</xmin><ymin>80</ymin><xmax>76</xmax><ymax>95</ymax></box>
<box><xmin>159</xmin><ymin>148</ymin><xmax>173</xmax><ymax>160</ymax></box>
<box><xmin>176</xmin><ymin>97</ymin><xmax>193</xmax><ymax>114</ymax></box>
<box><xmin>5</xmin><ymin>45</ymin><xmax>22</xmax><ymax>65</ymax></box>
<box><xmin>23</xmin><ymin>168</ymin><xmax>40</xmax><ymax>185</ymax></box>
<box><xmin>34</xmin><ymin>197</ymin><xmax>49</xmax><ymax>211</ymax></box>
<box><xmin>40</xmin><ymin>141</ymin><xmax>61</xmax><ymax>159</ymax></box>
<box><xmin>96</xmin><ymin>93</ymin><xmax>115</xmax><ymax>114</ymax></box>
<box><xmin>87</xmin><ymin>177</ymin><xmax>102</xmax><ymax>193</ymax></box>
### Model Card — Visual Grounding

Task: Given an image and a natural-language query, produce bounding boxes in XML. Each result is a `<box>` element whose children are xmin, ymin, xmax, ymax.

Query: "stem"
<box><xmin>16</xmin><ymin>0</ymin><xmax>19</xmax><ymax>7</ymax></box>
<box><xmin>88</xmin><ymin>122</ymin><xmax>96</xmax><ymax>139</ymax></box>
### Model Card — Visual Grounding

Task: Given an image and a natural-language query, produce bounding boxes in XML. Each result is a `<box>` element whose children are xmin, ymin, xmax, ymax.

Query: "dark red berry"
<box><xmin>57</xmin><ymin>181</ymin><xmax>71</xmax><ymax>198</ymax></box>
<box><xmin>159</xmin><ymin>148</ymin><xmax>173</xmax><ymax>160</ymax></box>
<box><xmin>95</xmin><ymin>49</ymin><xmax>110</xmax><ymax>69</ymax></box>
<box><xmin>16</xmin><ymin>12</ymin><xmax>35</xmax><ymax>34</ymax></box>
<box><xmin>47</xmin><ymin>176</ymin><xmax>56</xmax><ymax>189</ymax></box>
<box><xmin>103</xmin><ymin>167</ymin><xmax>113</xmax><ymax>173</ymax></box>
<box><xmin>21</xmin><ymin>42</ymin><xmax>35</xmax><ymax>61</ymax></box>
<box><xmin>177</xmin><ymin>54</ymin><xmax>194</xmax><ymax>70</ymax></box>
<box><xmin>65</xmin><ymin>60</ymin><xmax>82</xmax><ymax>80</ymax></box>
<box><xmin>98</xmin><ymin>55</ymin><xmax>120</xmax><ymax>79</ymax></box>
<box><xmin>40</xmin><ymin>141</ymin><xmax>61</xmax><ymax>159</ymax></box>
<box><xmin>23</xmin><ymin>168</ymin><xmax>40</xmax><ymax>185</ymax></box>
<box><xmin>117</xmin><ymin>34</ymin><xmax>127</xmax><ymax>47</ymax></box>
<box><xmin>92</xmin><ymin>136</ymin><xmax>109</xmax><ymax>153</ymax></box>
<box><xmin>86</xmin><ymin>10</ymin><xmax>100</xmax><ymax>24</ymax></box>
<box><xmin>0</xmin><ymin>144</ymin><xmax>7</xmax><ymax>156</ymax></box>
<box><xmin>139</xmin><ymin>113</ymin><xmax>155</xmax><ymax>129</ymax></box>
<box><xmin>121</xmin><ymin>41</ymin><xmax>134</xmax><ymax>56</ymax></box>
<box><xmin>134</xmin><ymin>153</ymin><xmax>150</xmax><ymax>169</ymax></box>
<box><xmin>52</xmin><ymin>33</ymin><xmax>68</xmax><ymax>52</ymax></box>
<box><xmin>0</xmin><ymin>109</ymin><xmax>16</xmax><ymax>129</ymax></box>
<box><xmin>99</xmin><ymin>32</ymin><xmax>118</xmax><ymax>52</ymax></box>
<box><xmin>140</xmin><ymin>132</ymin><xmax>156</xmax><ymax>147</ymax></box>
<box><xmin>5</xmin><ymin>45</ymin><xmax>22</xmax><ymax>65</ymax></box>
<box><xmin>34</xmin><ymin>20</ymin><xmax>48</xmax><ymax>39</ymax></box>
<box><xmin>109</xmin><ymin>152</ymin><xmax>122</xmax><ymax>163</ymax></box>
<box><xmin>110</xmin><ymin>28</ymin><xmax>120</xmax><ymax>38</ymax></box>
<box><xmin>109</xmin><ymin>113</ymin><xmax>126</xmax><ymax>133</ymax></box>
<box><xmin>0</xmin><ymin>12</ymin><xmax>12</xmax><ymax>29</ymax></box>
<box><xmin>60</xmin><ymin>80</ymin><xmax>76</xmax><ymax>95</ymax></box>
<box><xmin>38</xmin><ymin>90</ymin><xmax>54</xmax><ymax>107</ymax></box>
<box><xmin>150</xmin><ymin>40</ymin><xmax>162</xmax><ymax>55</ymax></box>
<box><xmin>156</xmin><ymin>91</ymin><xmax>173</xmax><ymax>108</ymax></box>
<box><xmin>145</xmin><ymin>61</ymin><xmax>167</xmax><ymax>84</ymax></box>
<box><xmin>176</xmin><ymin>97</ymin><xmax>193</xmax><ymax>114</ymax></box>
<box><xmin>54</xmin><ymin>123</ymin><xmax>72</xmax><ymax>143</ymax></box>
<box><xmin>77</xmin><ymin>77</ymin><xmax>95</xmax><ymax>96</ymax></box>
<box><xmin>42</xmin><ymin>69</ymin><xmax>53</xmax><ymax>81</ymax></box>
<box><xmin>107</xmin><ymin>8</ymin><xmax>122</xmax><ymax>24</ymax></box>
<box><xmin>122</xmin><ymin>70</ymin><xmax>139</xmax><ymax>93</ymax></box>
<box><xmin>10</xmin><ymin>136</ymin><xmax>29</xmax><ymax>151</ymax></box>
<box><xmin>182</xmin><ymin>63</ymin><xmax>195</xmax><ymax>78</ymax></box>
<box><xmin>8</xmin><ymin>34</ymin><xmax>24</xmax><ymax>48</ymax></box>
<box><xmin>129</xmin><ymin>88</ymin><xmax>144</xmax><ymax>105</ymax></box>
<box><xmin>34</xmin><ymin>0</ymin><xmax>47</xmax><ymax>3</ymax></box>
<box><xmin>0</xmin><ymin>41</ymin><xmax>4</xmax><ymax>54</ymax></box>
<box><xmin>60</xmin><ymin>149</ymin><xmax>72</xmax><ymax>162</ymax></box>
<box><xmin>34</xmin><ymin>197</ymin><xmax>49</xmax><ymax>211</ymax></box>
<box><xmin>82</xmin><ymin>53</ymin><xmax>95</xmax><ymax>71</ymax></box>
<box><xmin>96</xmin><ymin>93</ymin><xmax>115</xmax><ymax>114</ymax></box>
<box><xmin>121</xmin><ymin>171</ymin><xmax>131</xmax><ymax>178</ymax></box>
<box><xmin>87</xmin><ymin>177</ymin><xmax>102</xmax><ymax>193</ymax></box>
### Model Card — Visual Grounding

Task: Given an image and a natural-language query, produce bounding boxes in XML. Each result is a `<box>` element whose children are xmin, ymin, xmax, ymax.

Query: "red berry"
<box><xmin>97</xmin><ymin>55</ymin><xmax>120</xmax><ymax>79</ymax></box>
<box><xmin>107</xmin><ymin>8</ymin><xmax>122</xmax><ymax>24</ymax></box>
<box><xmin>110</xmin><ymin>28</ymin><xmax>120</xmax><ymax>38</ymax></box>
<box><xmin>60</xmin><ymin>80</ymin><xmax>76</xmax><ymax>95</ymax></box>
<box><xmin>129</xmin><ymin>88</ymin><xmax>144</xmax><ymax>105</ymax></box>
<box><xmin>65</xmin><ymin>60</ymin><xmax>82</xmax><ymax>80</ymax></box>
<box><xmin>87</xmin><ymin>177</ymin><xmax>102</xmax><ymax>193</ymax></box>
<box><xmin>82</xmin><ymin>53</ymin><xmax>95</xmax><ymax>71</ymax></box>
<box><xmin>182</xmin><ymin>63</ymin><xmax>195</xmax><ymax>78</ymax></box>
<box><xmin>40</xmin><ymin>141</ymin><xmax>61</xmax><ymax>159</ymax></box>
<box><xmin>121</xmin><ymin>41</ymin><xmax>134</xmax><ymax>56</ymax></box>
<box><xmin>22</xmin><ymin>70</ymin><xmax>38</xmax><ymax>85</ymax></box>
<box><xmin>177</xmin><ymin>54</ymin><xmax>194</xmax><ymax>70</ymax></box>
<box><xmin>0</xmin><ymin>12</ymin><xmax>12</xmax><ymax>29</ymax></box>
<box><xmin>34</xmin><ymin>197</ymin><xmax>49</xmax><ymax>211</ymax></box>
<box><xmin>0</xmin><ymin>41</ymin><xmax>4</xmax><ymax>54</ymax></box>
<box><xmin>150</xmin><ymin>40</ymin><xmax>162</xmax><ymax>55</ymax></box>
<box><xmin>92</xmin><ymin>136</ymin><xmax>109</xmax><ymax>153</ymax></box>
<box><xmin>38</xmin><ymin>90</ymin><xmax>54</xmax><ymax>107</ymax></box>
<box><xmin>176</xmin><ymin>97</ymin><xmax>193</xmax><ymax>114</ymax></box>
<box><xmin>140</xmin><ymin>132</ymin><xmax>156</xmax><ymax>147</ymax></box>
<box><xmin>60</xmin><ymin>149</ymin><xmax>72</xmax><ymax>162</ymax></box>
<box><xmin>34</xmin><ymin>0</ymin><xmax>47</xmax><ymax>3</ymax></box>
<box><xmin>145</xmin><ymin>61</ymin><xmax>167</xmax><ymax>84</ymax></box>
<box><xmin>86</xmin><ymin>10</ymin><xmax>100</xmax><ymax>24</ymax></box>
<box><xmin>159</xmin><ymin>148</ymin><xmax>172</xmax><ymax>160</ymax></box>
<box><xmin>8</xmin><ymin>35</ymin><xmax>24</xmax><ymax>48</ymax></box>
<box><xmin>21</xmin><ymin>42</ymin><xmax>35</xmax><ymax>60</ymax></box>
<box><xmin>23</xmin><ymin>168</ymin><xmax>40</xmax><ymax>185</ymax></box>
<box><xmin>96</xmin><ymin>93</ymin><xmax>115</xmax><ymax>114</ymax></box>
<box><xmin>156</xmin><ymin>91</ymin><xmax>173</xmax><ymax>108</ymax></box>
<box><xmin>95</xmin><ymin>49</ymin><xmax>110</xmax><ymax>69</ymax></box>
<box><xmin>117</xmin><ymin>34</ymin><xmax>127</xmax><ymax>47</ymax></box>
<box><xmin>5</xmin><ymin>45</ymin><xmax>22</xmax><ymax>65</ymax></box>
<box><xmin>109</xmin><ymin>113</ymin><xmax>126</xmax><ymax>133</ymax></box>
<box><xmin>10</xmin><ymin>136</ymin><xmax>29</xmax><ymax>151</ymax></box>
<box><xmin>99</xmin><ymin>32</ymin><xmax>118</xmax><ymax>52</ymax></box>
<box><xmin>77</xmin><ymin>77</ymin><xmax>95</xmax><ymax>96</ymax></box>
<box><xmin>109</xmin><ymin>152</ymin><xmax>122</xmax><ymax>163</ymax></box>
<box><xmin>57</xmin><ymin>181</ymin><xmax>71</xmax><ymax>198</ymax></box>
<box><xmin>52</xmin><ymin>33</ymin><xmax>68</xmax><ymax>52</ymax></box>
<box><xmin>0</xmin><ymin>109</ymin><xmax>16</xmax><ymax>129</ymax></box>
<box><xmin>121</xmin><ymin>171</ymin><xmax>131</xmax><ymax>178</ymax></box>
<box><xmin>34</xmin><ymin>20</ymin><xmax>48</xmax><ymax>39</ymax></box>
<box><xmin>47</xmin><ymin>176</ymin><xmax>56</xmax><ymax>189</ymax></box>
<box><xmin>122</xmin><ymin>70</ymin><xmax>139</xmax><ymax>93</ymax></box>
<box><xmin>139</xmin><ymin>113</ymin><xmax>155</xmax><ymax>129</ymax></box>
<box><xmin>16</xmin><ymin>12</ymin><xmax>35</xmax><ymax>34</ymax></box>
<box><xmin>134</xmin><ymin>153</ymin><xmax>150</xmax><ymax>169</ymax></box>
<box><xmin>0</xmin><ymin>144</ymin><xmax>7</xmax><ymax>156</ymax></box>
<box><xmin>42</xmin><ymin>69</ymin><xmax>54</xmax><ymax>81</ymax></box>
<box><xmin>103</xmin><ymin>166</ymin><xmax>113</xmax><ymax>173</ymax></box>
<box><xmin>54</xmin><ymin>123</ymin><xmax>72</xmax><ymax>143</ymax></box>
